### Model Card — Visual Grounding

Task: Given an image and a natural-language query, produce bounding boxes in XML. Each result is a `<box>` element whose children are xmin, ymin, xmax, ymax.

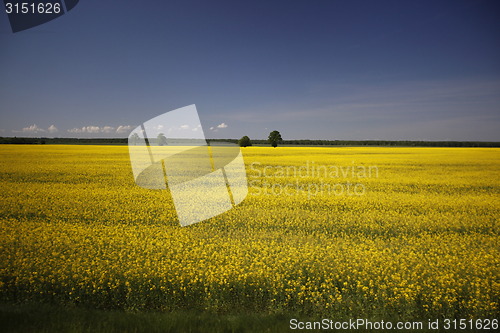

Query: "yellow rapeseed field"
<box><xmin>0</xmin><ymin>145</ymin><xmax>498</xmax><ymax>319</ymax></box>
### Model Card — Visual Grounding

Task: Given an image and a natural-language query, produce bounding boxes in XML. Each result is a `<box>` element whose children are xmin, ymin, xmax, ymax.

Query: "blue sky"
<box><xmin>1</xmin><ymin>0</ymin><xmax>499</xmax><ymax>140</ymax></box>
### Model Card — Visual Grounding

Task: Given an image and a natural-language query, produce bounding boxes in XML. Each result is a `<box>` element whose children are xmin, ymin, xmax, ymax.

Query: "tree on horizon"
<box><xmin>157</xmin><ymin>133</ymin><xmax>168</xmax><ymax>146</ymax></box>
<box><xmin>238</xmin><ymin>136</ymin><xmax>252</xmax><ymax>147</ymax></box>
<box><xmin>268</xmin><ymin>130</ymin><xmax>283</xmax><ymax>148</ymax></box>
<box><xmin>130</xmin><ymin>133</ymin><xmax>140</xmax><ymax>145</ymax></box>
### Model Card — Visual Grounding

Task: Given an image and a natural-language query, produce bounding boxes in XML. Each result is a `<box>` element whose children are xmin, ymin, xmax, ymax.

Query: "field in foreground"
<box><xmin>0</xmin><ymin>145</ymin><xmax>499</xmax><ymax>330</ymax></box>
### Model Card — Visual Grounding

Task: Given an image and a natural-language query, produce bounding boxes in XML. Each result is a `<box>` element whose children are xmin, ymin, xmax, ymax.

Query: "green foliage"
<box><xmin>130</xmin><ymin>133</ymin><xmax>140</xmax><ymax>146</ymax></box>
<box><xmin>0</xmin><ymin>137</ymin><xmax>129</xmax><ymax>145</ymax></box>
<box><xmin>1</xmin><ymin>136</ymin><xmax>500</xmax><ymax>147</ymax></box>
<box><xmin>267</xmin><ymin>130</ymin><xmax>283</xmax><ymax>148</ymax></box>
<box><xmin>238</xmin><ymin>136</ymin><xmax>252</xmax><ymax>147</ymax></box>
<box><xmin>0</xmin><ymin>303</ymin><xmax>292</xmax><ymax>333</ymax></box>
<box><xmin>157</xmin><ymin>133</ymin><xmax>168</xmax><ymax>146</ymax></box>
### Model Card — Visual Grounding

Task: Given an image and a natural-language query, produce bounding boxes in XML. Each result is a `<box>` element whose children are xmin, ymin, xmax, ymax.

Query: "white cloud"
<box><xmin>210</xmin><ymin>123</ymin><xmax>228</xmax><ymax>132</ymax></box>
<box><xmin>13</xmin><ymin>124</ymin><xmax>60</xmax><ymax>134</ymax></box>
<box><xmin>22</xmin><ymin>124</ymin><xmax>46</xmax><ymax>133</ymax></box>
<box><xmin>86</xmin><ymin>126</ymin><xmax>100</xmax><ymax>133</ymax></box>
<box><xmin>116</xmin><ymin>125</ymin><xmax>133</xmax><ymax>133</ymax></box>
<box><xmin>67</xmin><ymin>125</ymin><xmax>135</xmax><ymax>135</ymax></box>
<box><xmin>102</xmin><ymin>126</ymin><xmax>114</xmax><ymax>133</ymax></box>
<box><xmin>67</xmin><ymin>126</ymin><xmax>102</xmax><ymax>133</ymax></box>
<box><xmin>180</xmin><ymin>124</ymin><xmax>190</xmax><ymax>130</ymax></box>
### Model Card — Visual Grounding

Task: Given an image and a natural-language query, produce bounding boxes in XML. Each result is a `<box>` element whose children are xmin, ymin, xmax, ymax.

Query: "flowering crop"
<box><xmin>0</xmin><ymin>145</ymin><xmax>498</xmax><ymax>318</ymax></box>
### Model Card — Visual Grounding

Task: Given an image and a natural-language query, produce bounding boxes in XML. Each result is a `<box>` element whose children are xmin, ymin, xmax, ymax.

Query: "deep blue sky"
<box><xmin>1</xmin><ymin>0</ymin><xmax>499</xmax><ymax>140</ymax></box>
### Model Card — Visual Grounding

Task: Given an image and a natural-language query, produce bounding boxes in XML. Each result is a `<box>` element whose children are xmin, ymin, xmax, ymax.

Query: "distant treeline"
<box><xmin>273</xmin><ymin>139</ymin><xmax>500</xmax><ymax>147</ymax></box>
<box><xmin>212</xmin><ymin>139</ymin><xmax>500</xmax><ymax>147</ymax></box>
<box><xmin>0</xmin><ymin>137</ymin><xmax>128</xmax><ymax>145</ymax></box>
<box><xmin>1</xmin><ymin>137</ymin><xmax>499</xmax><ymax>147</ymax></box>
